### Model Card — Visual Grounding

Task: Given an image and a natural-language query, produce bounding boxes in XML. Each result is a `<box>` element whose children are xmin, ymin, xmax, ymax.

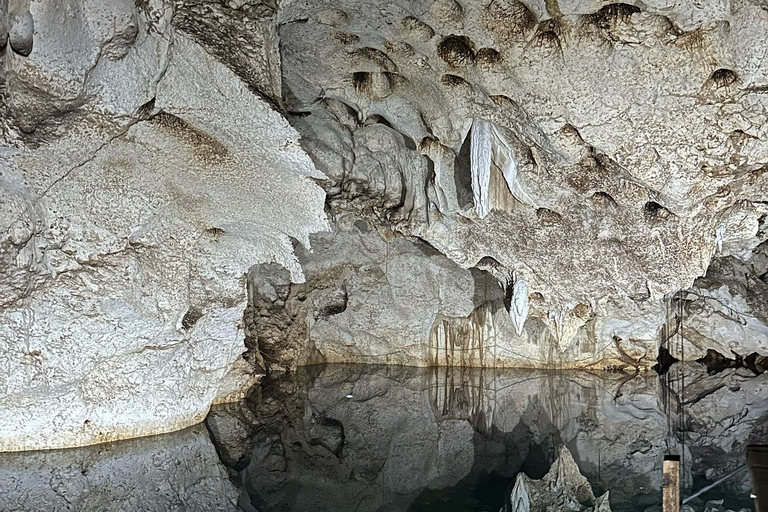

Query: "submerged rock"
<box><xmin>0</xmin><ymin>425</ymin><xmax>239</xmax><ymax>512</ymax></box>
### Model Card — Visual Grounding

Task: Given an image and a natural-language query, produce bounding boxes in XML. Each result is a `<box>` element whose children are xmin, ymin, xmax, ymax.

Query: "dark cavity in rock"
<box><xmin>437</xmin><ymin>35</ymin><xmax>476</xmax><ymax>68</ymax></box>
<box><xmin>652</xmin><ymin>346</ymin><xmax>679</xmax><ymax>375</ymax></box>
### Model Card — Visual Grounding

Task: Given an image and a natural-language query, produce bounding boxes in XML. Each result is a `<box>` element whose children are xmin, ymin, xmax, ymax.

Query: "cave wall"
<box><xmin>0</xmin><ymin>0</ymin><xmax>767</xmax><ymax>452</ymax></box>
<box><xmin>252</xmin><ymin>0</ymin><xmax>768</xmax><ymax>368</ymax></box>
<box><xmin>0</xmin><ymin>0</ymin><xmax>327</xmax><ymax>451</ymax></box>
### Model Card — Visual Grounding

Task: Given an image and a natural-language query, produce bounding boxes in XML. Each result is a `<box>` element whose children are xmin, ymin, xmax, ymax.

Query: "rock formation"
<box><xmin>0</xmin><ymin>0</ymin><xmax>326</xmax><ymax>450</ymax></box>
<box><xmin>0</xmin><ymin>0</ymin><xmax>767</xmax><ymax>450</ymax></box>
<box><xmin>509</xmin><ymin>446</ymin><xmax>611</xmax><ymax>512</ymax></box>
<box><xmin>274</xmin><ymin>0</ymin><xmax>768</xmax><ymax>369</ymax></box>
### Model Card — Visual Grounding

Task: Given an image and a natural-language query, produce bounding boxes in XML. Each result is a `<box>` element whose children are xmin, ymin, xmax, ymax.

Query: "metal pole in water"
<box><xmin>663</xmin><ymin>455</ymin><xmax>681</xmax><ymax>512</ymax></box>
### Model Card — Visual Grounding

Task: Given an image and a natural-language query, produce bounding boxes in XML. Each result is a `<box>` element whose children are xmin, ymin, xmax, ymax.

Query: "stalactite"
<box><xmin>470</xmin><ymin>119</ymin><xmax>493</xmax><ymax>218</ymax></box>
<box><xmin>468</xmin><ymin>118</ymin><xmax>535</xmax><ymax>218</ymax></box>
<box><xmin>510</xmin><ymin>277</ymin><xmax>529</xmax><ymax>336</ymax></box>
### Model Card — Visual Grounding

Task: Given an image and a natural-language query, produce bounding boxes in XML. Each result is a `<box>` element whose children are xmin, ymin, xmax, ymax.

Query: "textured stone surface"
<box><xmin>679</xmin><ymin>249</ymin><xmax>768</xmax><ymax>360</ymax></box>
<box><xmin>244</xmin><ymin>217</ymin><xmax>485</xmax><ymax>370</ymax></box>
<box><xmin>510</xmin><ymin>446</ymin><xmax>612</xmax><ymax>512</ymax></box>
<box><xmin>272</xmin><ymin>0</ymin><xmax>768</xmax><ymax>363</ymax></box>
<box><xmin>0</xmin><ymin>0</ymin><xmax>326</xmax><ymax>451</ymax></box>
<box><xmin>3</xmin><ymin>0</ymin><xmax>768</xmax><ymax>452</ymax></box>
<box><xmin>0</xmin><ymin>425</ymin><xmax>239</xmax><ymax>512</ymax></box>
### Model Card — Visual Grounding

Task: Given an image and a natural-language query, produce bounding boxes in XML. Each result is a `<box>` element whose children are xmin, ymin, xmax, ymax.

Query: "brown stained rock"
<box><xmin>437</xmin><ymin>35</ymin><xmax>476</xmax><ymax>68</ymax></box>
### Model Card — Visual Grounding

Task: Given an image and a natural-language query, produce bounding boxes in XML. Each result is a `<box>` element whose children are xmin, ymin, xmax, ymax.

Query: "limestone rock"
<box><xmin>0</xmin><ymin>0</ymin><xmax>328</xmax><ymax>451</ymax></box>
<box><xmin>510</xmin><ymin>446</ymin><xmax>611</xmax><ymax>512</ymax></box>
<box><xmin>245</xmin><ymin>216</ymin><xmax>683</xmax><ymax>369</ymax></box>
<box><xmin>4</xmin><ymin>0</ymin><xmax>768</xmax><ymax>453</ymax></box>
<box><xmin>279</xmin><ymin>0</ymin><xmax>768</xmax><ymax>356</ymax></box>
<box><xmin>677</xmin><ymin>251</ymin><xmax>768</xmax><ymax>361</ymax></box>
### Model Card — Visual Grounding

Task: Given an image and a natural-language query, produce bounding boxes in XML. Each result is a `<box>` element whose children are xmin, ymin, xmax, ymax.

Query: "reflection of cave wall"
<box><xmin>208</xmin><ymin>364</ymin><xmax>768</xmax><ymax>511</ymax></box>
<box><xmin>0</xmin><ymin>425</ymin><xmax>240</xmax><ymax>512</ymax></box>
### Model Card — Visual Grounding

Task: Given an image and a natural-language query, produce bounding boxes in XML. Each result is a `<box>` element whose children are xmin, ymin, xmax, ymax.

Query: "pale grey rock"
<box><xmin>0</xmin><ymin>0</ymin><xmax>8</xmax><ymax>49</ymax></box>
<box><xmin>0</xmin><ymin>0</ymin><xmax>327</xmax><ymax>451</ymax></box>
<box><xmin>244</xmin><ymin>218</ymin><xmax>478</xmax><ymax>369</ymax></box>
<box><xmin>0</xmin><ymin>425</ymin><xmax>239</xmax><ymax>512</ymax></box>
<box><xmin>509</xmin><ymin>446</ymin><xmax>612</xmax><ymax>512</ymax></box>
<box><xmin>675</xmin><ymin>253</ymin><xmax>768</xmax><ymax>361</ymax></box>
<box><xmin>172</xmin><ymin>0</ymin><xmax>283</xmax><ymax>104</ymax></box>
<box><xmin>278</xmin><ymin>0</ymin><xmax>768</xmax><ymax>360</ymax></box>
<box><xmin>3</xmin><ymin>0</ymin><xmax>768</xmax><ymax>454</ymax></box>
<box><xmin>247</xmin><ymin>215</ymin><xmax>684</xmax><ymax>369</ymax></box>
<box><xmin>8</xmin><ymin>8</ymin><xmax>32</xmax><ymax>56</ymax></box>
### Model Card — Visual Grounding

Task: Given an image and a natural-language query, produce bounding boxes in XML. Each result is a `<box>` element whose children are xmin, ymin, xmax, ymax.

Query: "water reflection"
<box><xmin>0</xmin><ymin>365</ymin><xmax>764</xmax><ymax>512</ymax></box>
<box><xmin>0</xmin><ymin>425</ymin><xmax>239</xmax><ymax>512</ymax></box>
<box><xmin>216</xmin><ymin>365</ymin><xmax>765</xmax><ymax>512</ymax></box>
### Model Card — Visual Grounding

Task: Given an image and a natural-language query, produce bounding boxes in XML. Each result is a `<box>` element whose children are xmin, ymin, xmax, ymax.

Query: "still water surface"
<box><xmin>1</xmin><ymin>364</ymin><xmax>764</xmax><ymax>512</ymax></box>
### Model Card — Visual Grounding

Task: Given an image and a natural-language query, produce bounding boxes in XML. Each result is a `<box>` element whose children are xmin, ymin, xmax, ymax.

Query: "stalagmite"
<box><xmin>509</xmin><ymin>446</ymin><xmax>612</xmax><ymax>512</ymax></box>
<box><xmin>510</xmin><ymin>476</ymin><xmax>531</xmax><ymax>512</ymax></box>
